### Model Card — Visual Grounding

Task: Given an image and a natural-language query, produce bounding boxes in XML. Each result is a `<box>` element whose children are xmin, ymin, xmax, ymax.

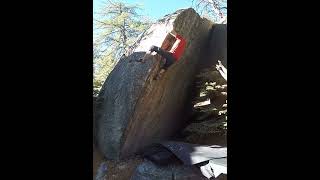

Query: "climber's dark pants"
<box><xmin>151</xmin><ymin>46</ymin><xmax>176</xmax><ymax>70</ymax></box>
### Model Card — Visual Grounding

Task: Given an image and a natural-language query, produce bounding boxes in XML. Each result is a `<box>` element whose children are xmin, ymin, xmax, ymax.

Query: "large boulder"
<box><xmin>197</xmin><ymin>24</ymin><xmax>227</xmax><ymax>71</ymax></box>
<box><xmin>95</xmin><ymin>8</ymin><xmax>213</xmax><ymax>159</ymax></box>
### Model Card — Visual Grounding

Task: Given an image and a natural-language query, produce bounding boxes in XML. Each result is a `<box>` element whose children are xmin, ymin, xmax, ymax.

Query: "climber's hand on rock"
<box><xmin>139</xmin><ymin>51</ymin><xmax>151</xmax><ymax>63</ymax></box>
<box><xmin>149</xmin><ymin>46</ymin><xmax>161</xmax><ymax>54</ymax></box>
<box><xmin>149</xmin><ymin>45</ymin><xmax>156</xmax><ymax>52</ymax></box>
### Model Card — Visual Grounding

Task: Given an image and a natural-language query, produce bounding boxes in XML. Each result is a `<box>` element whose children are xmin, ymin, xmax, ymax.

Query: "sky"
<box><xmin>93</xmin><ymin>0</ymin><xmax>194</xmax><ymax>21</ymax></box>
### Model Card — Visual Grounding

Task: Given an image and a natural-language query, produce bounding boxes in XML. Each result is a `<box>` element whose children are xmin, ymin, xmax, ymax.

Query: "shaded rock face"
<box><xmin>95</xmin><ymin>8</ymin><xmax>214</xmax><ymax>160</ymax></box>
<box><xmin>197</xmin><ymin>24</ymin><xmax>227</xmax><ymax>71</ymax></box>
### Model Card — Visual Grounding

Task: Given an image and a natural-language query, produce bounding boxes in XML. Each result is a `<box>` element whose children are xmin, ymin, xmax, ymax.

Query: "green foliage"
<box><xmin>93</xmin><ymin>0</ymin><xmax>152</xmax><ymax>96</ymax></box>
<box><xmin>93</xmin><ymin>54</ymin><xmax>116</xmax><ymax>96</ymax></box>
<box><xmin>94</xmin><ymin>0</ymin><xmax>151</xmax><ymax>59</ymax></box>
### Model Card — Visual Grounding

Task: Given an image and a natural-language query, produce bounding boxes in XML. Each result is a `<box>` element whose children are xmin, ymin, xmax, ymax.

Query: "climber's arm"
<box><xmin>169</xmin><ymin>32</ymin><xmax>176</xmax><ymax>38</ymax></box>
<box><xmin>169</xmin><ymin>39</ymin><xmax>181</xmax><ymax>53</ymax></box>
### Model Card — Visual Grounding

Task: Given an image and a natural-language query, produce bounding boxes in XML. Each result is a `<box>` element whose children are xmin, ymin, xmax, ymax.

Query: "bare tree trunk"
<box><xmin>216</xmin><ymin>60</ymin><xmax>227</xmax><ymax>81</ymax></box>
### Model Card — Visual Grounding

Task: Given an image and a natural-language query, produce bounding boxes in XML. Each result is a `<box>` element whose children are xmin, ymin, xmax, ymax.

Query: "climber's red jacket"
<box><xmin>170</xmin><ymin>34</ymin><xmax>186</xmax><ymax>61</ymax></box>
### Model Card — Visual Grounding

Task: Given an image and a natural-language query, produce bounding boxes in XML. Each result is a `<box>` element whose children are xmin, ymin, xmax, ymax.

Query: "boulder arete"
<box><xmin>95</xmin><ymin>8</ymin><xmax>213</xmax><ymax>159</ymax></box>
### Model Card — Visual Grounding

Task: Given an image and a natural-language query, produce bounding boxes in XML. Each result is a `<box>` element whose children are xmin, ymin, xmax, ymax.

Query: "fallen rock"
<box><xmin>142</xmin><ymin>144</ymin><xmax>180</xmax><ymax>166</ymax></box>
<box><xmin>199</xmin><ymin>158</ymin><xmax>227</xmax><ymax>179</ymax></box>
<box><xmin>95</xmin><ymin>8</ymin><xmax>214</xmax><ymax>159</ymax></box>
<box><xmin>95</xmin><ymin>162</ymin><xmax>107</xmax><ymax>180</ymax></box>
<box><xmin>160</xmin><ymin>141</ymin><xmax>227</xmax><ymax>165</ymax></box>
<box><xmin>130</xmin><ymin>160</ymin><xmax>207</xmax><ymax>180</ymax></box>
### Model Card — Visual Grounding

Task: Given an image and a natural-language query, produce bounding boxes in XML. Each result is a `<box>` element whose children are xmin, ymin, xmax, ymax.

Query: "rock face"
<box><xmin>95</xmin><ymin>8</ymin><xmax>213</xmax><ymax>159</ymax></box>
<box><xmin>197</xmin><ymin>24</ymin><xmax>227</xmax><ymax>71</ymax></box>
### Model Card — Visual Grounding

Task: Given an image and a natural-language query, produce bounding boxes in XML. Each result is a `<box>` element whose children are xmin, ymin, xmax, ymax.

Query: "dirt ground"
<box><xmin>103</xmin><ymin>157</ymin><xmax>143</xmax><ymax>180</ymax></box>
<box><xmin>93</xmin><ymin>144</ymin><xmax>104</xmax><ymax>179</ymax></box>
<box><xmin>93</xmin><ymin>144</ymin><xmax>143</xmax><ymax>180</ymax></box>
<box><xmin>93</xmin><ymin>135</ymin><xmax>227</xmax><ymax>180</ymax></box>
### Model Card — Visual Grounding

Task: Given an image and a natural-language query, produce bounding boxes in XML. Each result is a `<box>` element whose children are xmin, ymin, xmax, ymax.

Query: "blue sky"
<box><xmin>93</xmin><ymin>0</ymin><xmax>194</xmax><ymax>21</ymax></box>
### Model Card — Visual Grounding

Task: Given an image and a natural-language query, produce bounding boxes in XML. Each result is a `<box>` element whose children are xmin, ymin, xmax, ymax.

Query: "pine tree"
<box><xmin>93</xmin><ymin>0</ymin><xmax>152</xmax><ymax>96</ymax></box>
<box><xmin>192</xmin><ymin>0</ymin><xmax>227</xmax><ymax>23</ymax></box>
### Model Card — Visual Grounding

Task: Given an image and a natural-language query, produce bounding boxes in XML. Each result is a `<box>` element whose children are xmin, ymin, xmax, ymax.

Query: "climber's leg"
<box><xmin>148</xmin><ymin>46</ymin><xmax>176</xmax><ymax>80</ymax></box>
<box><xmin>141</xmin><ymin>45</ymin><xmax>176</xmax><ymax>66</ymax></box>
<box><xmin>161</xmin><ymin>54</ymin><xmax>175</xmax><ymax>70</ymax></box>
<box><xmin>153</xmin><ymin>54</ymin><xmax>176</xmax><ymax>80</ymax></box>
<box><xmin>138</xmin><ymin>45</ymin><xmax>161</xmax><ymax>62</ymax></box>
<box><xmin>149</xmin><ymin>46</ymin><xmax>176</xmax><ymax>69</ymax></box>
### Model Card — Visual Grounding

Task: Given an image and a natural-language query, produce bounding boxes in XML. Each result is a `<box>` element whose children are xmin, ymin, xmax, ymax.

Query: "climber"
<box><xmin>139</xmin><ymin>30</ymin><xmax>187</xmax><ymax>79</ymax></box>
